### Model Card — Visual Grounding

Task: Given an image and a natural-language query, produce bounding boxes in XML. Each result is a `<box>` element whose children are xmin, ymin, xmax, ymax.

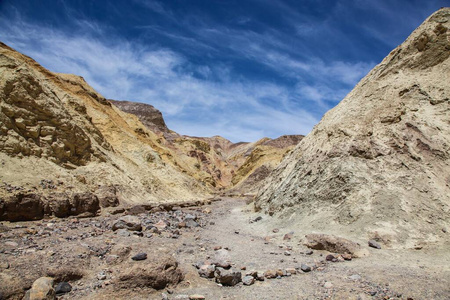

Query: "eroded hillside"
<box><xmin>0</xmin><ymin>41</ymin><xmax>302</xmax><ymax>221</ymax></box>
<box><xmin>255</xmin><ymin>8</ymin><xmax>450</xmax><ymax>248</ymax></box>
<box><xmin>0</xmin><ymin>42</ymin><xmax>211</xmax><ymax>221</ymax></box>
<box><xmin>108</xmin><ymin>99</ymin><xmax>303</xmax><ymax>192</ymax></box>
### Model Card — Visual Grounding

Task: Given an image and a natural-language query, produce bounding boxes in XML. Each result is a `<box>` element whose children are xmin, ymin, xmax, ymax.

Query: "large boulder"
<box><xmin>0</xmin><ymin>193</ymin><xmax>44</xmax><ymax>221</ymax></box>
<box><xmin>115</xmin><ymin>256</ymin><xmax>183</xmax><ymax>290</ymax></box>
<box><xmin>70</xmin><ymin>192</ymin><xmax>100</xmax><ymax>217</ymax></box>
<box><xmin>27</xmin><ymin>277</ymin><xmax>55</xmax><ymax>300</ymax></box>
<box><xmin>304</xmin><ymin>234</ymin><xmax>369</xmax><ymax>257</ymax></box>
<box><xmin>96</xmin><ymin>185</ymin><xmax>120</xmax><ymax>208</ymax></box>
<box><xmin>112</xmin><ymin>215</ymin><xmax>142</xmax><ymax>231</ymax></box>
<box><xmin>44</xmin><ymin>193</ymin><xmax>71</xmax><ymax>218</ymax></box>
<box><xmin>214</xmin><ymin>267</ymin><xmax>242</xmax><ymax>286</ymax></box>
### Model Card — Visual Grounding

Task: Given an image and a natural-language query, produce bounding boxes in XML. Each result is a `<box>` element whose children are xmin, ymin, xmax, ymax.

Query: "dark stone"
<box><xmin>132</xmin><ymin>253</ymin><xmax>148</xmax><ymax>261</ymax></box>
<box><xmin>283</xmin><ymin>232</ymin><xmax>294</xmax><ymax>240</ymax></box>
<box><xmin>0</xmin><ymin>193</ymin><xmax>44</xmax><ymax>221</ymax></box>
<box><xmin>368</xmin><ymin>240</ymin><xmax>382</xmax><ymax>249</ymax></box>
<box><xmin>215</xmin><ymin>267</ymin><xmax>242</xmax><ymax>286</ymax></box>
<box><xmin>96</xmin><ymin>185</ymin><xmax>120</xmax><ymax>208</ymax></box>
<box><xmin>254</xmin><ymin>216</ymin><xmax>262</xmax><ymax>222</ymax></box>
<box><xmin>70</xmin><ymin>192</ymin><xmax>100</xmax><ymax>216</ymax></box>
<box><xmin>326</xmin><ymin>254</ymin><xmax>336</xmax><ymax>261</ymax></box>
<box><xmin>45</xmin><ymin>193</ymin><xmax>71</xmax><ymax>218</ymax></box>
<box><xmin>305</xmin><ymin>250</ymin><xmax>314</xmax><ymax>255</ymax></box>
<box><xmin>300</xmin><ymin>264</ymin><xmax>311</xmax><ymax>272</ymax></box>
<box><xmin>198</xmin><ymin>265</ymin><xmax>215</xmax><ymax>278</ymax></box>
<box><xmin>55</xmin><ymin>282</ymin><xmax>72</xmax><ymax>294</ymax></box>
<box><xmin>112</xmin><ymin>215</ymin><xmax>142</xmax><ymax>231</ymax></box>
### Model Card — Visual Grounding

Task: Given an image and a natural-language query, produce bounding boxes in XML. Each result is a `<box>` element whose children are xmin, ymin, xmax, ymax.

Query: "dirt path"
<box><xmin>175</xmin><ymin>198</ymin><xmax>450</xmax><ymax>300</ymax></box>
<box><xmin>1</xmin><ymin>197</ymin><xmax>449</xmax><ymax>299</ymax></box>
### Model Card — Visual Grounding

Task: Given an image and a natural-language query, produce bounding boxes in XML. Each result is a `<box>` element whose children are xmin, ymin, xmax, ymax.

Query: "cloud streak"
<box><xmin>2</xmin><ymin>0</ymin><xmax>440</xmax><ymax>142</ymax></box>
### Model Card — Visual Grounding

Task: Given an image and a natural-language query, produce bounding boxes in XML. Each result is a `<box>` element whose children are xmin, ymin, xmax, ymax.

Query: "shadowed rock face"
<box><xmin>255</xmin><ymin>8</ymin><xmax>450</xmax><ymax>246</ymax></box>
<box><xmin>108</xmin><ymin>100</ymin><xmax>169</xmax><ymax>133</ymax></box>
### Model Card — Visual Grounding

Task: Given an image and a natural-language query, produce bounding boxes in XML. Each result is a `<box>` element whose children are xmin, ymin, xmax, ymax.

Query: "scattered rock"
<box><xmin>215</xmin><ymin>267</ymin><xmax>242</xmax><ymax>286</ymax></box>
<box><xmin>304</xmin><ymin>234</ymin><xmax>369</xmax><ymax>257</ymax></box>
<box><xmin>300</xmin><ymin>264</ymin><xmax>311</xmax><ymax>272</ymax></box>
<box><xmin>286</xmin><ymin>268</ymin><xmax>296</xmax><ymax>275</ymax></box>
<box><xmin>368</xmin><ymin>240</ymin><xmax>382</xmax><ymax>249</ymax></box>
<box><xmin>326</xmin><ymin>254</ymin><xmax>336</xmax><ymax>262</ymax></box>
<box><xmin>305</xmin><ymin>250</ymin><xmax>313</xmax><ymax>255</ymax></box>
<box><xmin>283</xmin><ymin>232</ymin><xmax>294</xmax><ymax>240</ymax></box>
<box><xmin>105</xmin><ymin>255</ymin><xmax>120</xmax><ymax>264</ymax></box>
<box><xmin>116</xmin><ymin>256</ymin><xmax>183</xmax><ymax>290</ymax></box>
<box><xmin>4</xmin><ymin>241</ymin><xmax>18</xmax><ymax>248</ymax></box>
<box><xmin>212</xmin><ymin>249</ymin><xmax>232</xmax><ymax>269</ymax></box>
<box><xmin>264</xmin><ymin>270</ymin><xmax>277</xmax><ymax>279</ymax></box>
<box><xmin>0</xmin><ymin>261</ymin><xmax>10</xmax><ymax>269</ymax></box>
<box><xmin>242</xmin><ymin>275</ymin><xmax>255</xmax><ymax>286</ymax></box>
<box><xmin>184</xmin><ymin>219</ymin><xmax>199</xmax><ymax>228</ymax></box>
<box><xmin>131</xmin><ymin>253</ymin><xmax>148</xmax><ymax>261</ymax></box>
<box><xmin>342</xmin><ymin>253</ymin><xmax>352</xmax><ymax>261</ymax></box>
<box><xmin>112</xmin><ymin>215</ymin><xmax>142</xmax><ymax>231</ymax></box>
<box><xmin>0</xmin><ymin>193</ymin><xmax>44</xmax><ymax>221</ymax></box>
<box><xmin>189</xmin><ymin>295</ymin><xmax>206</xmax><ymax>300</ymax></box>
<box><xmin>155</xmin><ymin>219</ymin><xmax>168</xmax><ymax>230</ymax></box>
<box><xmin>198</xmin><ymin>264</ymin><xmax>215</xmax><ymax>278</ymax></box>
<box><xmin>97</xmin><ymin>271</ymin><xmax>107</xmax><ymax>280</ymax></box>
<box><xmin>256</xmin><ymin>272</ymin><xmax>265</xmax><ymax>281</ymax></box>
<box><xmin>28</xmin><ymin>277</ymin><xmax>55</xmax><ymax>300</ymax></box>
<box><xmin>55</xmin><ymin>282</ymin><xmax>72</xmax><ymax>295</ymax></box>
<box><xmin>116</xmin><ymin>229</ymin><xmax>131</xmax><ymax>237</ymax></box>
<box><xmin>272</xmin><ymin>228</ymin><xmax>279</xmax><ymax>233</ymax></box>
<box><xmin>349</xmin><ymin>274</ymin><xmax>362</xmax><ymax>281</ymax></box>
<box><xmin>324</xmin><ymin>281</ymin><xmax>333</xmax><ymax>289</ymax></box>
<box><xmin>70</xmin><ymin>192</ymin><xmax>100</xmax><ymax>217</ymax></box>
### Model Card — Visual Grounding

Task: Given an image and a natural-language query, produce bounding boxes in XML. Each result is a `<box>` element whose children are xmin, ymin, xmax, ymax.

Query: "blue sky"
<box><xmin>0</xmin><ymin>1</ymin><xmax>447</xmax><ymax>142</ymax></box>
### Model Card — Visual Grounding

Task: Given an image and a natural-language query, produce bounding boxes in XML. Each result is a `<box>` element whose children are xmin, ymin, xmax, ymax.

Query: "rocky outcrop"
<box><xmin>0</xmin><ymin>41</ymin><xmax>211</xmax><ymax>212</ymax></box>
<box><xmin>255</xmin><ymin>8</ymin><xmax>450</xmax><ymax>247</ymax></box>
<box><xmin>0</xmin><ymin>193</ymin><xmax>44</xmax><ymax>221</ymax></box>
<box><xmin>0</xmin><ymin>192</ymin><xmax>101</xmax><ymax>221</ymax></box>
<box><xmin>0</xmin><ymin>43</ymin><xmax>107</xmax><ymax>167</ymax></box>
<box><xmin>107</xmin><ymin>98</ymin><xmax>304</xmax><ymax>192</ymax></box>
<box><xmin>115</xmin><ymin>256</ymin><xmax>183</xmax><ymax>290</ymax></box>
<box><xmin>108</xmin><ymin>100</ymin><xmax>169</xmax><ymax>133</ymax></box>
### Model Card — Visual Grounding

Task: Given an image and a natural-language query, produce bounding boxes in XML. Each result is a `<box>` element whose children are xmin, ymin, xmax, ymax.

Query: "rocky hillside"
<box><xmin>0</xmin><ymin>41</ymin><xmax>302</xmax><ymax>221</ymax></box>
<box><xmin>108</xmin><ymin>100</ymin><xmax>303</xmax><ymax>192</ymax></box>
<box><xmin>0</xmin><ymin>41</ymin><xmax>211</xmax><ymax>221</ymax></box>
<box><xmin>255</xmin><ymin>8</ymin><xmax>450</xmax><ymax>248</ymax></box>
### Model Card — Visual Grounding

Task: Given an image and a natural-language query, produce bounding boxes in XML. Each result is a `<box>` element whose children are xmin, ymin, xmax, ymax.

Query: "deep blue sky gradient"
<box><xmin>0</xmin><ymin>0</ymin><xmax>448</xmax><ymax>142</ymax></box>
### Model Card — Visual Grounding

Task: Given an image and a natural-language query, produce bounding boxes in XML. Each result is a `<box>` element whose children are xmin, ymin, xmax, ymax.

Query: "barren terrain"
<box><xmin>1</xmin><ymin>197</ymin><xmax>449</xmax><ymax>299</ymax></box>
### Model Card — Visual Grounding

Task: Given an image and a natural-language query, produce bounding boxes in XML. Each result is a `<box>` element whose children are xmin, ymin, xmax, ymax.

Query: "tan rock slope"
<box><xmin>0</xmin><ymin>41</ymin><xmax>302</xmax><ymax>220</ymax></box>
<box><xmin>255</xmin><ymin>8</ymin><xmax>450</xmax><ymax>247</ymax></box>
<box><xmin>0</xmin><ymin>41</ymin><xmax>210</xmax><ymax>220</ymax></box>
<box><xmin>107</xmin><ymin>99</ymin><xmax>303</xmax><ymax>192</ymax></box>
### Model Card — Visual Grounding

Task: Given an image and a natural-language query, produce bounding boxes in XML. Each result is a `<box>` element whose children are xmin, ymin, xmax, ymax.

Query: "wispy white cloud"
<box><xmin>0</xmin><ymin>16</ymin><xmax>320</xmax><ymax>142</ymax></box>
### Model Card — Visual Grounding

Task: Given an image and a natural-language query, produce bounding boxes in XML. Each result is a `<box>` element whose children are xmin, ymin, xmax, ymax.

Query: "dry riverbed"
<box><xmin>1</xmin><ymin>197</ymin><xmax>449</xmax><ymax>300</ymax></box>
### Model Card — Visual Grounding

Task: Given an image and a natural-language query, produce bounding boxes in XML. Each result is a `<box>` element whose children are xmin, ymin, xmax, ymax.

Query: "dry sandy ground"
<box><xmin>1</xmin><ymin>198</ymin><xmax>449</xmax><ymax>300</ymax></box>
